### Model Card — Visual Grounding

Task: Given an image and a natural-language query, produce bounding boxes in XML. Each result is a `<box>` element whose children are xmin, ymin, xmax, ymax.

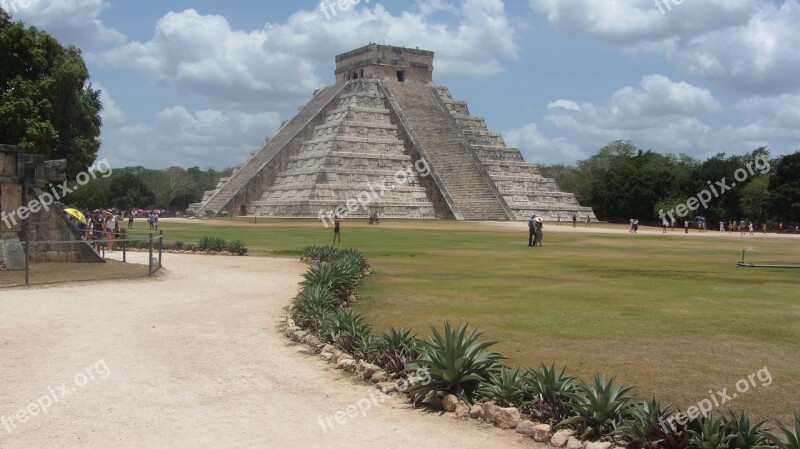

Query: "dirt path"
<box><xmin>0</xmin><ymin>252</ymin><xmax>536</xmax><ymax>449</ymax></box>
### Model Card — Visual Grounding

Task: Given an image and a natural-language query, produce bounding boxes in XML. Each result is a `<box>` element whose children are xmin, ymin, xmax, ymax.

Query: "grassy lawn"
<box><xmin>143</xmin><ymin>218</ymin><xmax>800</xmax><ymax>421</ymax></box>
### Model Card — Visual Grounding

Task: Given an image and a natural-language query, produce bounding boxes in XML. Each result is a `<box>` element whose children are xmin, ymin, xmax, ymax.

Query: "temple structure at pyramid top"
<box><xmin>188</xmin><ymin>43</ymin><xmax>596</xmax><ymax>222</ymax></box>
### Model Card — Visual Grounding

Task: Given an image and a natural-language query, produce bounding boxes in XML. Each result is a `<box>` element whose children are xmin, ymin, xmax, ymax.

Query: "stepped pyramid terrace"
<box><xmin>188</xmin><ymin>44</ymin><xmax>596</xmax><ymax>221</ymax></box>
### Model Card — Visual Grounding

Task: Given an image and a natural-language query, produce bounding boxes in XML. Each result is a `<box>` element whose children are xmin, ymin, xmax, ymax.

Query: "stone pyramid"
<box><xmin>188</xmin><ymin>44</ymin><xmax>595</xmax><ymax>221</ymax></box>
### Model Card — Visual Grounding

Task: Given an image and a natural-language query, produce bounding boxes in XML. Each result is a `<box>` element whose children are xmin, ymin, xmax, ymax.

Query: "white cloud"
<box><xmin>529</xmin><ymin>0</ymin><xmax>800</xmax><ymax>95</ymax></box>
<box><xmin>92</xmin><ymin>1</ymin><xmax>518</xmax><ymax>109</ymax></box>
<box><xmin>93</xmin><ymin>9</ymin><xmax>322</xmax><ymax>109</ymax></box>
<box><xmin>505</xmin><ymin>75</ymin><xmax>739</xmax><ymax>163</ymax></box>
<box><xmin>94</xmin><ymin>83</ymin><xmax>124</xmax><ymax>125</ymax></box>
<box><xmin>668</xmin><ymin>1</ymin><xmax>800</xmax><ymax>94</ymax></box>
<box><xmin>528</xmin><ymin>0</ymin><xmax>754</xmax><ymax>44</ymax></box>
<box><xmin>98</xmin><ymin>106</ymin><xmax>282</xmax><ymax>169</ymax></box>
<box><xmin>504</xmin><ymin>122</ymin><xmax>586</xmax><ymax>164</ymax></box>
<box><xmin>13</xmin><ymin>0</ymin><xmax>125</xmax><ymax>45</ymax></box>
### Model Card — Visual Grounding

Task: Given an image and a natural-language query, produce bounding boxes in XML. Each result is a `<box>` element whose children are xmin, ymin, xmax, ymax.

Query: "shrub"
<box><xmin>198</xmin><ymin>235</ymin><xmax>226</xmax><ymax>252</ymax></box>
<box><xmin>766</xmin><ymin>412</ymin><xmax>800</xmax><ymax>449</ymax></box>
<box><xmin>522</xmin><ymin>363</ymin><xmax>577</xmax><ymax>425</ymax></box>
<box><xmin>376</xmin><ymin>327</ymin><xmax>420</xmax><ymax>378</ymax></box>
<box><xmin>321</xmin><ymin>309</ymin><xmax>372</xmax><ymax>354</ymax></box>
<box><xmin>227</xmin><ymin>239</ymin><xmax>247</xmax><ymax>256</ymax></box>
<box><xmin>615</xmin><ymin>398</ymin><xmax>676</xmax><ymax>449</ymax></box>
<box><xmin>292</xmin><ymin>284</ymin><xmax>338</xmax><ymax>334</ymax></box>
<box><xmin>173</xmin><ymin>240</ymin><xmax>184</xmax><ymax>250</ymax></box>
<box><xmin>561</xmin><ymin>374</ymin><xmax>638</xmax><ymax>438</ymax></box>
<box><xmin>407</xmin><ymin>321</ymin><xmax>504</xmax><ymax>404</ymax></box>
<box><xmin>727</xmin><ymin>410</ymin><xmax>770</xmax><ymax>449</ymax></box>
<box><xmin>479</xmin><ymin>366</ymin><xmax>528</xmax><ymax>407</ymax></box>
<box><xmin>688</xmin><ymin>412</ymin><xmax>736</xmax><ymax>449</ymax></box>
<box><xmin>301</xmin><ymin>262</ymin><xmax>356</xmax><ymax>304</ymax></box>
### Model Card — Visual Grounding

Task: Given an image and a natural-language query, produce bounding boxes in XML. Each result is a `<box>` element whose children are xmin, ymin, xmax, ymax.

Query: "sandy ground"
<box><xmin>0</xmin><ymin>252</ymin><xmax>539</xmax><ymax>449</ymax></box>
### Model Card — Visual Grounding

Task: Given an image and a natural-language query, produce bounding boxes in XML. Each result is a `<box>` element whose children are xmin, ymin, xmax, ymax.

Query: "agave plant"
<box><xmin>560</xmin><ymin>374</ymin><xmax>638</xmax><ymax>438</ymax></box>
<box><xmin>321</xmin><ymin>309</ymin><xmax>372</xmax><ymax>353</ymax></box>
<box><xmin>376</xmin><ymin>328</ymin><xmax>420</xmax><ymax>377</ymax></box>
<box><xmin>523</xmin><ymin>363</ymin><xmax>578</xmax><ymax>424</ymax></box>
<box><xmin>300</xmin><ymin>262</ymin><xmax>353</xmax><ymax>302</ymax></box>
<box><xmin>689</xmin><ymin>412</ymin><xmax>736</xmax><ymax>449</ymax></box>
<box><xmin>727</xmin><ymin>410</ymin><xmax>771</xmax><ymax>449</ymax></box>
<box><xmin>479</xmin><ymin>365</ymin><xmax>529</xmax><ymax>407</ymax></box>
<box><xmin>407</xmin><ymin>321</ymin><xmax>505</xmax><ymax>404</ymax></box>
<box><xmin>766</xmin><ymin>412</ymin><xmax>800</xmax><ymax>449</ymax></box>
<box><xmin>614</xmin><ymin>398</ymin><xmax>676</xmax><ymax>449</ymax></box>
<box><xmin>291</xmin><ymin>284</ymin><xmax>338</xmax><ymax>333</ymax></box>
<box><xmin>352</xmin><ymin>332</ymin><xmax>380</xmax><ymax>363</ymax></box>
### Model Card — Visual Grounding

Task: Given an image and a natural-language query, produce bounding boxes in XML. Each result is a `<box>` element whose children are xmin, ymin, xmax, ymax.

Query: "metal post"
<box><xmin>148</xmin><ymin>233</ymin><xmax>153</xmax><ymax>276</ymax></box>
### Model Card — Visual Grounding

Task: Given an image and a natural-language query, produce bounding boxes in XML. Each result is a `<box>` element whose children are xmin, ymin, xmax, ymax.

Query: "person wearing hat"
<box><xmin>533</xmin><ymin>217</ymin><xmax>544</xmax><ymax>247</ymax></box>
<box><xmin>528</xmin><ymin>214</ymin><xmax>536</xmax><ymax>246</ymax></box>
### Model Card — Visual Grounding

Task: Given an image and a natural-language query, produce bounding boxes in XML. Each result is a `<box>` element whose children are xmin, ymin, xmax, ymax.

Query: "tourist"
<box><xmin>556</xmin><ymin>214</ymin><xmax>561</xmax><ymax>226</ymax></box>
<box><xmin>762</xmin><ymin>222</ymin><xmax>767</xmax><ymax>234</ymax></box>
<box><xmin>104</xmin><ymin>211</ymin><xmax>116</xmax><ymax>251</ymax></box>
<box><xmin>662</xmin><ymin>216</ymin><xmax>668</xmax><ymax>233</ymax></box>
<box><xmin>629</xmin><ymin>218</ymin><xmax>635</xmax><ymax>233</ymax></box>
<box><xmin>572</xmin><ymin>214</ymin><xmax>577</xmax><ymax>228</ymax></box>
<box><xmin>128</xmin><ymin>211</ymin><xmax>134</xmax><ymax>229</ymax></box>
<box><xmin>333</xmin><ymin>216</ymin><xmax>342</xmax><ymax>244</ymax></box>
<box><xmin>148</xmin><ymin>211</ymin><xmax>155</xmax><ymax>230</ymax></box>
<box><xmin>671</xmin><ymin>218</ymin><xmax>676</xmax><ymax>231</ymax></box>
<box><xmin>528</xmin><ymin>215</ymin><xmax>536</xmax><ymax>247</ymax></box>
<box><xmin>748</xmin><ymin>221</ymin><xmax>754</xmax><ymax>236</ymax></box>
<box><xmin>585</xmin><ymin>215</ymin><xmax>591</xmax><ymax>227</ymax></box>
<box><xmin>683</xmin><ymin>219</ymin><xmax>690</xmax><ymax>234</ymax></box>
<box><xmin>720</xmin><ymin>221</ymin><xmax>724</xmax><ymax>232</ymax></box>
<box><xmin>778</xmin><ymin>222</ymin><xmax>784</xmax><ymax>232</ymax></box>
<box><xmin>633</xmin><ymin>218</ymin><xmax>639</xmax><ymax>233</ymax></box>
<box><xmin>533</xmin><ymin>217</ymin><xmax>543</xmax><ymax>247</ymax></box>
<box><xmin>153</xmin><ymin>212</ymin><xmax>159</xmax><ymax>230</ymax></box>
<box><xmin>740</xmin><ymin>219</ymin><xmax>747</xmax><ymax>236</ymax></box>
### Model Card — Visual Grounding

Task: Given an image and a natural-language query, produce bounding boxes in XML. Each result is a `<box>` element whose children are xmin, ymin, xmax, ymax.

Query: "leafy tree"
<box><xmin>0</xmin><ymin>11</ymin><xmax>102</xmax><ymax>177</ymax></box>
<box><xmin>108</xmin><ymin>172</ymin><xmax>155</xmax><ymax>210</ymax></box>
<box><xmin>767</xmin><ymin>151</ymin><xmax>800</xmax><ymax>224</ymax></box>
<box><xmin>740</xmin><ymin>175</ymin><xmax>771</xmax><ymax>223</ymax></box>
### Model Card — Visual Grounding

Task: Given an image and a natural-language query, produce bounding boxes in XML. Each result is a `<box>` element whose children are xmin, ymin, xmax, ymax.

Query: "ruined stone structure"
<box><xmin>0</xmin><ymin>144</ymin><xmax>102</xmax><ymax>270</ymax></box>
<box><xmin>189</xmin><ymin>44</ymin><xmax>595</xmax><ymax>221</ymax></box>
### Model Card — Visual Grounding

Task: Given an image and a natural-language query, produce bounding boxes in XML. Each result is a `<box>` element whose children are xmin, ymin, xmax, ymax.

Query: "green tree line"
<box><xmin>541</xmin><ymin>140</ymin><xmax>800</xmax><ymax>227</ymax></box>
<box><xmin>68</xmin><ymin>166</ymin><xmax>232</xmax><ymax>211</ymax></box>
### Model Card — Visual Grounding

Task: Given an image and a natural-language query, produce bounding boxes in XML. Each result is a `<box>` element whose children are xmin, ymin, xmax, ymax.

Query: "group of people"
<box><xmin>528</xmin><ymin>215</ymin><xmax>544</xmax><ymax>247</ymax></box>
<box><xmin>63</xmin><ymin>208</ymin><xmax>163</xmax><ymax>252</ymax></box>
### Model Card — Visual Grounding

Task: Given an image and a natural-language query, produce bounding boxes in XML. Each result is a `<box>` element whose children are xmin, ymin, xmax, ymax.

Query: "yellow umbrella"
<box><xmin>64</xmin><ymin>208</ymin><xmax>87</xmax><ymax>225</ymax></box>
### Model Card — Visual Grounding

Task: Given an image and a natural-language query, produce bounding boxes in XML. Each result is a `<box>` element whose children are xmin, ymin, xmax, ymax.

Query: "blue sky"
<box><xmin>9</xmin><ymin>0</ymin><xmax>800</xmax><ymax>169</ymax></box>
